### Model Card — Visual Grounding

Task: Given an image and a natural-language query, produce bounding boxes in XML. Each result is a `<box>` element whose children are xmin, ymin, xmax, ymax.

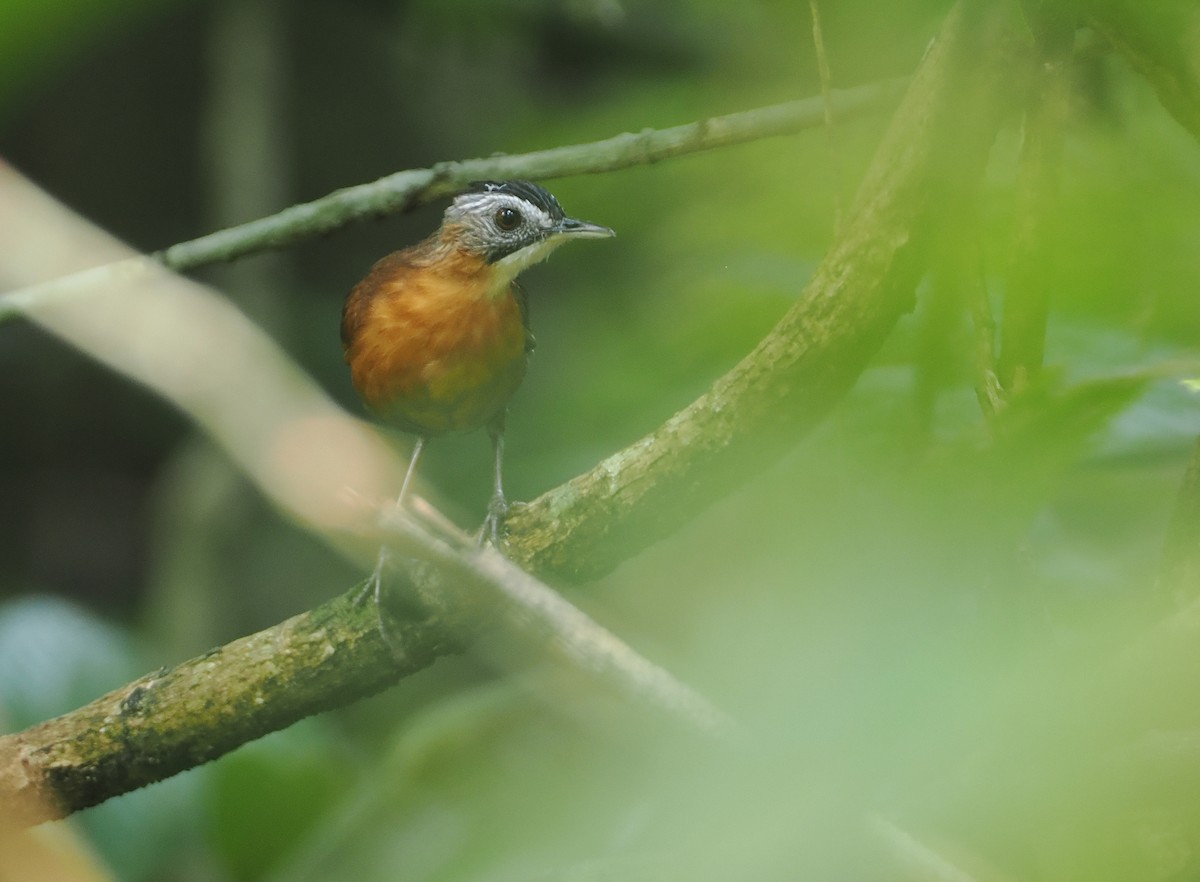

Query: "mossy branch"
<box><xmin>505</xmin><ymin>1</ymin><xmax>1020</xmax><ymax>582</ymax></box>
<box><xmin>0</xmin><ymin>588</ymin><xmax>424</xmax><ymax>828</ymax></box>
<box><xmin>0</xmin><ymin>507</ymin><xmax>728</xmax><ymax>828</ymax></box>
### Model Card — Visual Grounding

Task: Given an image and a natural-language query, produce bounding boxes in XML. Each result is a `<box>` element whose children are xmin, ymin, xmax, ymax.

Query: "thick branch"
<box><xmin>0</xmin><ymin>588</ymin><xmax>431</xmax><ymax>827</ymax></box>
<box><xmin>506</xmin><ymin>0</ymin><xmax>1021</xmax><ymax>581</ymax></box>
<box><xmin>0</xmin><ymin>503</ymin><xmax>728</xmax><ymax>827</ymax></box>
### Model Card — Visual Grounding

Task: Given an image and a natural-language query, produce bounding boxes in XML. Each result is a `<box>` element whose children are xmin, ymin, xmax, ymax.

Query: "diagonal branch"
<box><xmin>0</xmin><ymin>79</ymin><xmax>904</xmax><ymax>328</ymax></box>
<box><xmin>0</xmin><ymin>160</ymin><xmax>725</xmax><ymax>824</ymax></box>
<box><xmin>0</xmin><ymin>501</ymin><xmax>727</xmax><ymax>828</ymax></box>
<box><xmin>0</xmin><ymin>580</ymin><xmax>425</xmax><ymax>828</ymax></box>
<box><xmin>387</xmin><ymin>504</ymin><xmax>730</xmax><ymax>737</ymax></box>
<box><xmin>158</xmin><ymin>80</ymin><xmax>904</xmax><ymax>271</ymax></box>
<box><xmin>505</xmin><ymin>0</ymin><xmax>1021</xmax><ymax>582</ymax></box>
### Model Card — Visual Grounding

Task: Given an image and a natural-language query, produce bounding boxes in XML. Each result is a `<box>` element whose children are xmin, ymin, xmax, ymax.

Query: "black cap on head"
<box><xmin>467</xmin><ymin>180</ymin><xmax>565</xmax><ymax>222</ymax></box>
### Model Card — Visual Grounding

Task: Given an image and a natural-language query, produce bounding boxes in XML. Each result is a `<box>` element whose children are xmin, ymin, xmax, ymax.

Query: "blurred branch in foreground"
<box><xmin>0</xmin><ymin>0</ymin><xmax>1018</xmax><ymax>831</ymax></box>
<box><xmin>0</xmin><ymin>167</ymin><xmax>721</xmax><ymax>827</ymax></box>
<box><xmin>0</xmin><ymin>512</ymin><xmax>727</xmax><ymax>828</ymax></box>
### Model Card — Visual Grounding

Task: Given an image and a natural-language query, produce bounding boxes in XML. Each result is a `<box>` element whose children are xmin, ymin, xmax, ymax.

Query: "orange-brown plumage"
<box><xmin>341</xmin><ymin>180</ymin><xmax>612</xmax><ymax>553</ymax></box>
<box><xmin>341</xmin><ymin>233</ymin><xmax>529</xmax><ymax>436</ymax></box>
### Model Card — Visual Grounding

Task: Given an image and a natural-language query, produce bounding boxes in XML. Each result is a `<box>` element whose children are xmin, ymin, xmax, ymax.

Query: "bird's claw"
<box><xmin>352</xmin><ymin>563</ymin><xmax>382</xmax><ymax>608</ymax></box>
<box><xmin>478</xmin><ymin>493</ymin><xmax>513</xmax><ymax>548</ymax></box>
<box><xmin>356</xmin><ymin>551</ymin><xmax>406</xmax><ymax>660</ymax></box>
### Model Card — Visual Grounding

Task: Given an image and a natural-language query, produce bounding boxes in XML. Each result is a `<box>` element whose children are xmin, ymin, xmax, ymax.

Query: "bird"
<box><xmin>341</xmin><ymin>179</ymin><xmax>614</xmax><ymax>580</ymax></box>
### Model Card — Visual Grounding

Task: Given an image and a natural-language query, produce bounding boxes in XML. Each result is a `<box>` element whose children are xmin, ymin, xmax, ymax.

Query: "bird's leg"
<box><xmin>396</xmin><ymin>435</ymin><xmax>426</xmax><ymax>510</ymax></box>
<box><xmin>479</xmin><ymin>414</ymin><xmax>510</xmax><ymax>547</ymax></box>
<box><xmin>357</xmin><ymin>436</ymin><xmax>425</xmax><ymax>625</ymax></box>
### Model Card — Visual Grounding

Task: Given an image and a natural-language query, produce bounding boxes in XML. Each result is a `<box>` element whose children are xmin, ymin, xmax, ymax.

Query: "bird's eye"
<box><xmin>494</xmin><ymin>206</ymin><xmax>522</xmax><ymax>231</ymax></box>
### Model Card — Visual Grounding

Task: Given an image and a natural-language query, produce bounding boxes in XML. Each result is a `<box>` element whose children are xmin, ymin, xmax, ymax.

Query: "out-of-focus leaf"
<box><xmin>285</xmin><ymin>678</ymin><xmax>700</xmax><ymax>882</ymax></box>
<box><xmin>207</xmin><ymin>719</ymin><xmax>355</xmax><ymax>882</ymax></box>
<box><xmin>0</xmin><ymin>595</ymin><xmax>135</xmax><ymax>729</ymax></box>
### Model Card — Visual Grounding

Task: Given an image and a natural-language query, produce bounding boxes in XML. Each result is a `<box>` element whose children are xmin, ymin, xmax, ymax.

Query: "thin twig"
<box><xmin>0</xmin><ymin>82</ymin><xmax>902</xmax><ymax>328</ymax></box>
<box><xmin>158</xmin><ymin>80</ymin><xmax>901</xmax><ymax>270</ymax></box>
<box><xmin>808</xmin><ymin>0</ymin><xmax>845</xmax><ymax>229</ymax></box>
<box><xmin>0</xmin><ymin>81</ymin><xmax>905</xmax><ymax>328</ymax></box>
<box><xmin>392</xmin><ymin>507</ymin><xmax>731</xmax><ymax>737</ymax></box>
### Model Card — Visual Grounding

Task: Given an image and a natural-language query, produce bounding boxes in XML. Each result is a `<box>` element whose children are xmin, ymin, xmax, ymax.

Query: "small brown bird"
<box><xmin>342</xmin><ymin>180</ymin><xmax>614</xmax><ymax>554</ymax></box>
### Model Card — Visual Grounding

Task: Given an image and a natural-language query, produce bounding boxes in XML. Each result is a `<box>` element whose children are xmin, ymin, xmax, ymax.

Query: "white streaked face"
<box><xmin>443</xmin><ymin>182</ymin><xmax>615</xmax><ymax>286</ymax></box>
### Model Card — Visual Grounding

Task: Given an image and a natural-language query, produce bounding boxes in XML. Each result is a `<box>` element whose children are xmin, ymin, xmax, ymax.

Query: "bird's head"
<box><xmin>442</xmin><ymin>180</ymin><xmax>614</xmax><ymax>283</ymax></box>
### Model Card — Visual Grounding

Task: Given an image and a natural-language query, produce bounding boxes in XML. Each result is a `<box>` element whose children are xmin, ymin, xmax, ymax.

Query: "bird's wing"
<box><xmin>513</xmin><ymin>279</ymin><xmax>536</xmax><ymax>354</ymax></box>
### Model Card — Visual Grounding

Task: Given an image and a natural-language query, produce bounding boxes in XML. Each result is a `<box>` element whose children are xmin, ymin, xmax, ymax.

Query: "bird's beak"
<box><xmin>555</xmin><ymin>217</ymin><xmax>616</xmax><ymax>239</ymax></box>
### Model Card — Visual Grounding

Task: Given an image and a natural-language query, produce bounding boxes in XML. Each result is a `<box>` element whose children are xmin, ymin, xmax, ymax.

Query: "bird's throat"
<box><xmin>491</xmin><ymin>237</ymin><xmax>565</xmax><ymax>289</ymax></box>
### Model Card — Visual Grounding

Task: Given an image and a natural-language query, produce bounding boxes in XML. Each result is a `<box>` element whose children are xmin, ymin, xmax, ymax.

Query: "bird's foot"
<box><xmin>354</xmin><ymin>550</ymin><xmax>405</xmax><ymax>659</ymax></box>
<box><xmin>352</xmin><ymin>563</ymin><xmax>381</xmax><ymax>609</ymax></box>
<box><xmin>477</xmin><ymin>492</ymin><xmax>516</xmax><ymax>548</ymax></box>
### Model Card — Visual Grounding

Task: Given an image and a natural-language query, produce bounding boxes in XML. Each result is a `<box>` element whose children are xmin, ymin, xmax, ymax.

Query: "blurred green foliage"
<box><xmin>3</xmin><ymin>0</ymin><xmax>1200</xmax><ymax>880</ymax></box>
<box><xmin>0</xmin><ymin>0</ymin><xmax>183</xmax><ymax>115</ymax></box>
